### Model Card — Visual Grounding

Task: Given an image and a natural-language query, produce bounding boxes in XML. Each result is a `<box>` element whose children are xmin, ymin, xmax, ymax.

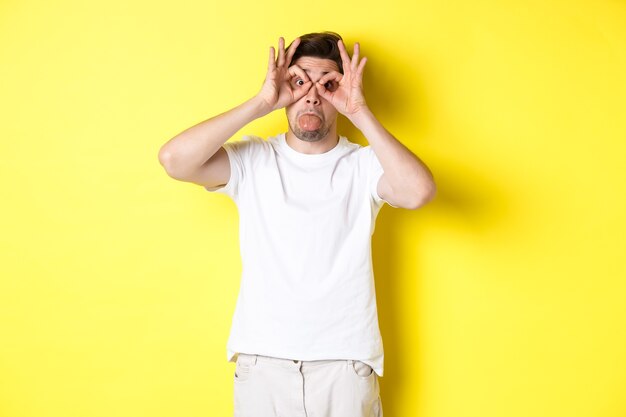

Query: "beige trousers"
<box><xmin>233</xmin><ymin>353</ymin><xmax>383</xmax><ymax>417</ymax></box>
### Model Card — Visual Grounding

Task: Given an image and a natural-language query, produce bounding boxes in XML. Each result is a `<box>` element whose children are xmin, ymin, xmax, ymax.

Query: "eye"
<box><xmin>295</xmin><ymin>79</ymin><xmax>305</xmax><ymax>86</ymax></box>
<box><xmin>323</xmin><ymin>81</ymin><xmax>336</xmax><ymax>91</ymax></box>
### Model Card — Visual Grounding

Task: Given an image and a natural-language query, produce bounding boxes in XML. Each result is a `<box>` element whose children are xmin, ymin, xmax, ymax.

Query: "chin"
<box><xmin>295</xmin><ymin>130</ymin><xmax>325</xmax><ymax>142</ymax></box>
<box><xmin>289</xmin><ymin>120</ymin><xmax>329</xmax><ymax>142</ymax></box>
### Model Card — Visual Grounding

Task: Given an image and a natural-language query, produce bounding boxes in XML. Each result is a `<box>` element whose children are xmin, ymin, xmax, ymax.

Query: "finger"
<box><xmin>356</xmin><ymin>56</ymin><xmax>367</xmax><ymax>80</ymax></box>
<box><xmin>277</xmin><ymin>37</ymin><xmax>285</xmax><ymax>67</ymax></box>
<box><xmin>351</xmin><ymin>42</ymin><xmax>360</xmax><ymax>73</ymax></box>
<box><xmin>268</xmin><ymin>46</ymin><xmax>276</xmax><ymax>72</ymax></box>
<box><xmin>337</xmin><ymin>39</ymin><xmax>352</xmax><ymax>73</ymax></box>
<box><xmin>285</xmin><ymin>37</ymin><xmax>301</xmax><ymax>67</ymax></box>
<box><xmin>317</xmin><ymin>70</ymin><xmax>343</xmax><ymax>85</ymax></box>
<box><xmin>293</xmin><ymin>81</ymin><xmax>313</xmax><ymax>100</ymax></box>
<box><xmin>288</xmin><ymin>64</ymin><xmax>310</xmax><ymax>82</ymax></box>
<box><xmin>315</xmin><ymin>82</ymin><xmax>333</xmax><ymax>101</ymax></box>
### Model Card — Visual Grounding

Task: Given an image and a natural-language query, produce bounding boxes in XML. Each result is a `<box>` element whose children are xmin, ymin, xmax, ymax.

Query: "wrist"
<box><xmin>347</xmin><ymin>106</ymin><xmax>373</xmax><ymax>128</ymax></box>
<box><xmin>250</xmin><ymin>94</ymin><xmax>273</xmax><ymax>118</ymax></box>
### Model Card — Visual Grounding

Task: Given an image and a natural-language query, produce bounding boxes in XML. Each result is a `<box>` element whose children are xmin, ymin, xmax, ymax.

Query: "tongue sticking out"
<box><xmin>298</xmin><ymin>114</ymin><xmax>322</xmax><ymax>131</ymax></box>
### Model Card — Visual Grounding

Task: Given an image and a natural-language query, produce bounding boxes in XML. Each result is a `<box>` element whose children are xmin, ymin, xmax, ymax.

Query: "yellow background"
<box><xmin>1</xmin><ymin>0</ymin><xmax>625</xmax><ymax>416</ymax></box>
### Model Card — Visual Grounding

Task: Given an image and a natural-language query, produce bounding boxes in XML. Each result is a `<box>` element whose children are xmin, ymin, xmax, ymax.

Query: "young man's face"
<box><xmin>285</xmin><ymin>56</ymin><xmax>340</xmax><ymax>142</ymax></box>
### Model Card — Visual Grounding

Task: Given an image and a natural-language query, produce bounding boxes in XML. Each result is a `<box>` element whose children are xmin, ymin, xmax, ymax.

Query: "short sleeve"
<box><xmin>204</xmin><ymin>135</ymin><xmax>263</xmax><ymax>199</ymax></box>
<box><xmin>365</xmin><ymin>146</ymin><xmax>399</xmax><ymax>209</ymax></box>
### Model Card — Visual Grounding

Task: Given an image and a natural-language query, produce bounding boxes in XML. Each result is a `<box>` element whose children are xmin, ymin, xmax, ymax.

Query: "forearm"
<box><xmin>158</xmin><ymin>95</ymin><xmax>270</xmax><ymax>178</ymax></box>
<box><xmin>350</xmin><ymin>108</ymin><xmax>436</xmax><ymax>202</ymax></box>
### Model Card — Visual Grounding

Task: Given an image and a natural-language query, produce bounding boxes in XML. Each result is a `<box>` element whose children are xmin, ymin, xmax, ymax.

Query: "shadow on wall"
<box><xmin>337</xmin><ymin>35</ymin><xmax>513</xmax><ymax>417</ymax></box>
<box><xmin>372</xmin><ymin>152</ymin><xmax>507</xmax><ymax>410</ymax></box>
<box><xmin>370</xmin><ymin>159</ymin><xmax>510</xmax><ymax>416</ymax></box>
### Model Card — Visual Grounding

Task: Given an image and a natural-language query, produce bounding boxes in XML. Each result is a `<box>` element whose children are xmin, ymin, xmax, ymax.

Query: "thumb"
<box><xmin>315</xmin><ymin>82</ymin><xmax>332</xmax><ymax>101</ymax></box>
<box><xmin>293</xmin><ymin>81</ymin><xmax>313</xmax><ymax>100</ymax></box>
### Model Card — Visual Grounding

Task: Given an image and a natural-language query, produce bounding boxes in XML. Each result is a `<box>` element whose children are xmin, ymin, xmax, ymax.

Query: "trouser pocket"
<box><xmin>351</xmin><ymin>360</ymin><xmax>375</xmax><ymax>379</ymax></box>
<box><xmin>234</xmin><ymin>353</ymin><xmax>256</xmax><ymax>383</ymax></box>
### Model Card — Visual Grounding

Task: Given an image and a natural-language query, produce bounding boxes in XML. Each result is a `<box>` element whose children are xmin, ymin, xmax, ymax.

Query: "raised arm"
<box><xmin>158</xmin><ymin>36</ymin><xmax>313</xmax><ymax>185</ymax></box>
<box><xmin>315</xmin><ymin>40</ymin><xmax>436</xmax><ymax>209</ymax></box>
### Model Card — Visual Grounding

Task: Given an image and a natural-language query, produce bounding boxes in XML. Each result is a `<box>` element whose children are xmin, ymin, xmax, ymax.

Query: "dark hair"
<box><xmin>287</xmin><ymin>31</ymin><xmax>344</xmax><ymax>74</ymax></box>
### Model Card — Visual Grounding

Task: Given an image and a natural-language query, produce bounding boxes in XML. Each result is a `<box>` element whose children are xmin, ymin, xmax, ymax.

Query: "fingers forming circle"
<box><xmin>318</xmin><ymin>70</ymin><xmax>343</xmax><ymax>85</ymax></box>
<box><xmin>294</xmin><ymin>82</ymin><xmax>313</xmax><ymax>100</ymax></box>
<box><xmin>288</xmin><ymin>64</ymin><xmax>310</xmax><ymax>83</ymax></box>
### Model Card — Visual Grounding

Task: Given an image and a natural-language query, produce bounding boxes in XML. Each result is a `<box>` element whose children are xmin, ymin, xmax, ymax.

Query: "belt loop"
<box><xmin>252</xmin><ymin>354</ymin><xmax>258</xmax><ymax>365</ymax></box>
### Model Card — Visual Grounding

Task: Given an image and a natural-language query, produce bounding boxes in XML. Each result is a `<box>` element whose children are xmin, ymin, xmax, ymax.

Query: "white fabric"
<box><xmin>205</xmin><ymin>132</ymin><xmax>394</xmax><ymax>377</ymax></box>
<box><xmin>233</xmin><ymin>353</ymin><xmax>383</xmax><ymax>417</ymax></box>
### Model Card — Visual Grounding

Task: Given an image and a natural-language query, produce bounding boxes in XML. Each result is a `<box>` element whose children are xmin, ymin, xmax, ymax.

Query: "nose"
<box><xmin>305</xmin><ymin>84</ymin><xmax>321</xmax><ymax>105</ymax></box>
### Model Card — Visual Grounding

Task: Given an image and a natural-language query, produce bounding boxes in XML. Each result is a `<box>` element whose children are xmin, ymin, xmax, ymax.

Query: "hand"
<box><xmin>315</xmin><ymin>40</ymin><xmax>369</xmax><ymax>121</ymax></box>
<box><xmin>256</xmin><ymin>37</ymin><xmax>313</xmax><ymax>113</ymax></box>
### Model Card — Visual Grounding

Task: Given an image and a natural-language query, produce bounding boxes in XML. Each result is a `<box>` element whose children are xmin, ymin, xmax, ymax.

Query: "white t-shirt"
<box><xmin>205</xmin><ymin>132</ymin><xmax>395</xmax><ymax>377</ymax></box>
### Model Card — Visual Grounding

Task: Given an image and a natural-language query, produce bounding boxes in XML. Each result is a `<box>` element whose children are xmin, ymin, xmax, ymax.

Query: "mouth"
<box><xmin>298</xmin><ymin>112</ymin><xmax>323</xmax><ymax>131</ymax></box>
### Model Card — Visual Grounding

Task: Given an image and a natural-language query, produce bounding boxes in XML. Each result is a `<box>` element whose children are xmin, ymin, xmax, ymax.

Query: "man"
<box><xmin>158</xmin><ymin>31</ymin><xmax>435</xmax><ymax>417</ymax></box>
